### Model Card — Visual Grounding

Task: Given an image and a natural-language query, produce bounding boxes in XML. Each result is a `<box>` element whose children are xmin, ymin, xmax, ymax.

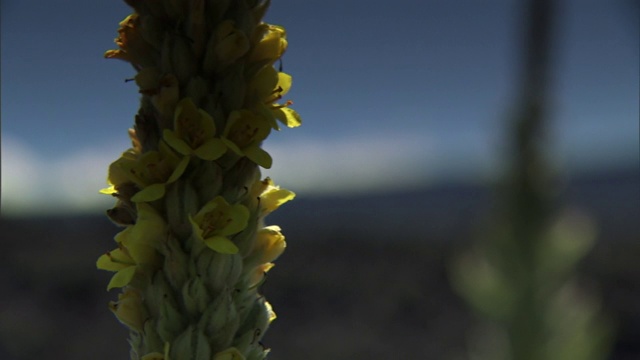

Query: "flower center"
<box><xmin>178</xmin><ymin>115</ymin><xmax>205</xmax><ymax>148</ymax></box>
<box><xmin>229</xmin><ymin>123</ymin><xmax>259</xmax><ymax>148</ymax></box>
<box><xmin>131</xmin><ymin>159</ymin><xmax>171</xmax><ymax>185</ymax></box>
<box><xmin>264</xmin><ymin>86</ymin><xmax>283</xmax><ymax>104</ymax></box>
<box><xmin>201</xmin><ymin>210</ymin><xmax>231</xmax><ymax>238</ymax></box>
<box><xmin>264</xmin><ymin>86</ymin><xmax>293</xmax><ymax>110</ymax></box>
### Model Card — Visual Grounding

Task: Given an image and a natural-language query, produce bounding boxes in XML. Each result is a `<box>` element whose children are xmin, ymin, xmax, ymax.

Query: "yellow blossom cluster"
<box><xmin>96</xmin><ymin>1</ymin><xmax>300</xmax><ymax>359</ymax></box>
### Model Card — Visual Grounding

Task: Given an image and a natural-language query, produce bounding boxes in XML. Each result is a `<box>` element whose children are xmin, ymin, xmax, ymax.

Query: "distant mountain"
<box><xmin>268</xmin><ymin>166</ymin><xmax>639</xmax><ymax>244</ymax></box>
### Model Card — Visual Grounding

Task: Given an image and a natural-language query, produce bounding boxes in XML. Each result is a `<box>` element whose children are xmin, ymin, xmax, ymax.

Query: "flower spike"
<box><xmin>99</xmin><ymin>1</ymin><xmax>301</xmax><ymax>358</ymax></box>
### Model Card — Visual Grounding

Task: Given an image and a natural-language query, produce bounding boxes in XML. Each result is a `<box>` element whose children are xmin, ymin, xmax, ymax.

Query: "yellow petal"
<box><xmin>265</xmin><ymin>300</ymin><xmax>277</xmax><ymax>322</ymax></box>
<box><xmin>96</xmin><ymin>251</ymin><xmax>131</xmax><ymax>271</ymax></box>
<box><xmin>257</xmin><ymin>226</ymin><xmax>286</xmax><ymax>263</ymax></box>
<box><xmin>274</xmin><ymin>107</ymin><xmax>302</xmax><ymax>128</ymax></box>
<box><xmin>245</xmin><ymin>146</ymin><xmax>272</xmax><ymax>169</ymax></box>
<box><xmin>220</xmin><ymin>204</ymin><xmax>250</xmax><ymax>236</ymax></box>
<box><xmin>99</xmin><ymin>185</ymin><xmax>117</xmax><ymax>195</ymax></box>
<box><xmin>198</xmin><ymin>109</ymin><xmax>217</xmax><ymax>137</ymax></box>
<box><xmin>277</xmin><ymin>72</ymin><xmax>292</xmax><ymax>96</ymax></box>
<box><xmin>261</xmin><ymin>188</ymin><xmax>295</xmax><ymax>214</ymax></box>
<box><xmin>194</xmin><ymin>139</ymin><xmax>227</xmax><ymax>161</ymax></box>
<box><xmin>217</xmin><ymin>31</ymin><xmax>249</xmax><ymax>64</ymax></box>
<box><xmin>194</xmin><ymin>197</ymin><xmax>224</xmax><ymax>222</ymax></box>
<box><xmin>250</xmin><ymin>25</ymin><xmax>287</xmax><ymax>64</ymax></box>
<box><xmin>107</xmin><ymin>266</ymin><xmax>137</xmax><ymax>290</ymax></box>
<box><xmin>204</xmin><ymin>236</ymin><xmax>239</xmax><ymax>254</ymax></box>
<box><xmin>257</xmin><ymin>103</ymin><xmax>279</xmax><ymax>130</ymax></box>
<box><xmin>110</xmin><ymin>288</ymin><xmax>147</xmax><ymax>332</ymax></box>
<box><xmin>252</xmin><ymin>66</ymin><xmax>279</xmax><ymax>99</ymax></box>
<box><xmin>167</xmin><ymin>156</ymin><xmax>190</xmax><ymax>183</ymax></box>
<box><xmin>163</xmin><ymin>129</ymin><xmax>193</xmax><ymax>156</ymax></box>
<box><xmin>131</xmin><ymin>183</ymin><xmax>166</xmax><ymax>202</ymax></box>
<box><xmin>188</xmin><ymin>215</ymin><xmax>205</xmax><ymax>241</ymax></box>
<box><xmin>221</xmin><ymin>137</ymin><xmax>243</xmax><ymax>156</ymax></box>
<box><xmin>108</xmin><ymin>151</ymin><xmax>139</xmax><ymax>187</ymax></box>
<box><xmin>118</xmin><ymin>203</ymin><xmax>165</xmax><ymax>265</ymax></box>
<box><xmin>104</xmin><ymin>49</ymin><xmax>129</xmax><ymax>61</ymax></box>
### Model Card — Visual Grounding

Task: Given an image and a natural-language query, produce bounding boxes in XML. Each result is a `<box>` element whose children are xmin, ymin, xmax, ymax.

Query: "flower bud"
<box><xmin>161</xmin><ymin>235</ymin><xmax>190</xmax><ymax>290</ymax></box>
<box><xmin>188</xmin><ymin>159</ymin><xmax>224</xmax><ymax>205</ymax></box>
<box><xmin>166</xmin><ymin>180</ymin><xmax>199</xmax><ymax>239</ymax></box>
<box><xmin>170</xmin><ymin>326</ymin><xmax>211</xmax><ymax>360</ymax></box>
<box><xmin>203</xmin><ymin>20</ymin><xmax>250</xmax><ymax>76</ymax></box>
<box><xmin>232</xmin><ymin>210</ymin><xmax>259</xmax><ymax>257</ymax></box>
<box><xmin>181</xmin><ymin>276</ymin><xmax>211</xmax><ymax>316</ymax></box>
<box><xmin>142</xmin><ymin>319</ymin><xmax>166</xmax><ymax>354</ymax></box>
<box><xmin>105</xmin><ymin>14</ymin><xmax>158</xmax><ymax>68</ymax></box>
<box><xmin>156</xmin><ymin>293</ymin><xmax>188</xmax><ymax>343</ymax></box>
<box><xmin>144</xmin><ymin>272</ymin><xmax>185</xmax><ymax>338</ymax></box>
<box><xmin>109</xmin><ymin>288</ymin><xmax>148</xmax><ymax>333</ymax></box>
<box><xmin>233</xmin><ymin>298</ymin><xmax>272</xmax><ymax>355</ymax></box>
<box><xmin>138</xmin><ymin>15</ymin><xmax>164</xmax><ymax>50</ymax></box>
<box><xmin>195</xmin><ymin>248</ymin><xmax>242</xmax><ymax>295</ymax></box>
<box><xmin>199</xmin><ymin>289</ymin><xmax>239</xmax><ymax>350</ymax></box>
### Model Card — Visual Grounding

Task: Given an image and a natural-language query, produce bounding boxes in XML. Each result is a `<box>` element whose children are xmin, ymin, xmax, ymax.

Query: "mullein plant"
<box><xmin>451</xmin><ymin>1</ymin><xmax>611</xmax><ymax>359</ymax></box>
<box><xmin>96</xmin><ymin>1</ymin><xmax>301</xmax><ymax>359</ymax></box>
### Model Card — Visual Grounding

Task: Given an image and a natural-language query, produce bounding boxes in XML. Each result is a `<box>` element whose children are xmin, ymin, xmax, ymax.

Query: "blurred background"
<box><xmin>1</xmin><ymin>0</ymin><xmax>638</xmax><ymax>359</ymax></box>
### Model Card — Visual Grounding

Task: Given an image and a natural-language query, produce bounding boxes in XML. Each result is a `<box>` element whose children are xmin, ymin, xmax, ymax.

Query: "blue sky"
<box><xmin>1</xmin><ymin>0</ymin><xmax>638</xmax><ymax>215</ymax></box>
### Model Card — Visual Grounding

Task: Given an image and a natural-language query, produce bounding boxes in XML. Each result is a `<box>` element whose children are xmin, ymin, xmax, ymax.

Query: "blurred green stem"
<box><xmin>508</xmin><ymin>1</ymin><xmax>555</xmax><ymax>358</ymax></box>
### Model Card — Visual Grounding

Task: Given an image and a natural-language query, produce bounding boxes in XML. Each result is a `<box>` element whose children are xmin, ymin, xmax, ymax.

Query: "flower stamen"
<box><xmin>106</xmin><ymin>251</ymin><xmax>136</xmax><ymax>266</ymax></box>
<box><xmin>271</xmin><ymin>100</ymin><xmax>293</xmax><ymax>110</ymax></box>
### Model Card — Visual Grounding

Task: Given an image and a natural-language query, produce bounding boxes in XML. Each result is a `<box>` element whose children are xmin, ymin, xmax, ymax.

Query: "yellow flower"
<box><xmin>250</xmin><ymin>66</ymin><xmax>301</xmax><ymax>130</ymax></box>
<box><xmin>96</xmin><ymin>247</ymin><xmax>138</xmax><ymax>291</ymax></box>
<box><xmin>189</xmin><ymin>196</ymin><xmax>249</xmax><ymax>254</ymax></box>
<box><xmin>266</xmin><ymin>300</ymin><xmax>277</xmax><ymax>323</ymax></box>
<box><xmin>163</xmin><ymin>98</ymin><xmax>227</xmax><ymax>161</ymax></box>
<box><xmin>104</xmin><ymin>14</ymin><xmax>157</xmax><ymax>68</ymax></box>
<box><xmin>249</xmin><ymin>24</ymin><xmax>287</xmax><ymax>65</ymax></box>
<box><xmin>221</xmin><ymin>110</ymin><xmax>273</xmax><ymax>168</ymax></box>
<box><xmin>203</xmin><ymin>20</ymin><xmax>250</xmax><ymax>74</ymax></box>
<box><xmin>109</xmin><ymin>288</ymin><xmax>147</xmax><ymax>333</ymax></box>
<box><xmin>135</xmin><ymin>68</ymin><xmax>180</xmax><ymax>121</ymax></box>
<box><xmin>106</xmin><ymin>142</ymin><xmax>189</xmax><ymax>202</ymax></box>
<box><xmin>245</xmin><ymin>226</ymin><xmax>285</xmax><ymax>286</ymax></box>
<box><xmin>257</xmin><ymin>178</ymin><xmax>296</xmax><ymax>216</ymax></box>
<box><xmin>248</xmin><ymin>262</ymin><xmax>275</xmax><ymax>289</ymax></box>
<box><xmin>255</xmin><ymin>226</ymin><xmax>286</xmax><ymax>264</ymax></box>
<box><xmin>97</xmin><ymin>203</ymin><xmax>165</xmax><ymax>289</ymax></box>
<box><xmin>248</xmin><ymin>177</ymin><xmax>295</xmax><ymax>215</ymax></box>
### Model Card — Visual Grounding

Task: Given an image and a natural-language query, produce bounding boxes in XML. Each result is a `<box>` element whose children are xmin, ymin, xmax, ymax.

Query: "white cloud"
<box><xmin>1</xmin><ymin>131</ymin><xmax>443</xmax><ymax>216</ymax></box>
<box><xmin>1</xmin><ymin>135</ymin><xmax>41</xmax><ymax>214</ymax></box>
<box><xmin>1</xmin><ymin>134</ymin><xmax>126</xmax><ymax>216</ymax></box>
<box><xmin>262</xmin><ymin>132</ymin><xmax>437</xmax><ymax>194</ymax></box>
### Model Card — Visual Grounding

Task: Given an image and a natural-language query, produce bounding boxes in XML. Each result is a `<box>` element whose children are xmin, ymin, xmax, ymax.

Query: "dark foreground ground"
<box><xmin>0</xmin><ymin>168</ymin><xmax>638</xmax><ymax>359</ymax></box>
